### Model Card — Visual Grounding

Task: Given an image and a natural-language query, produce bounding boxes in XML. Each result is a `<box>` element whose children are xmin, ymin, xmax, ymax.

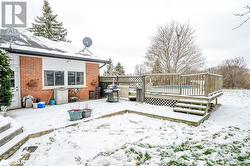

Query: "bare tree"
<box><xmin>134</xmin><ymin>64</ymin><xmax>146</xmax><ymax>75</ymax></box>
<box><xmin>218</xmin><ymin>57</ymin><xmax>248</xmax><ymax>89</ymax></box>
<box><xmin>145</xmin><ymin>21</ymin><xmax>205</xmax><ymax>74</ymax></box>
<box><xmin>233</xmin><ymin>5</ymin><xmax>250</xmax><ymax>30</ymax></box>
<box><xmin>151</xmin><ymin>58</ymin><xmax>162</xmax><ymax>74</ymax></box>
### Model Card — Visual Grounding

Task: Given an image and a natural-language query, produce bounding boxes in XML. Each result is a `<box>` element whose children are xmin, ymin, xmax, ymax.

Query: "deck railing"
<box><xmin>145</xmin><ymin>73</ymin><xmax>223</xmax><ymax>96</ymax></box>
<box><xmin>204</xmin><ymin>73</ymin><xmax>223</xmax><ymax>96</ymax></box>
<box><xmin>99</xmin><ymin>73</ymin><xmax>223</xmax><ymax>97</ymax></box>
<box><xmin>144</xmin><ymin>73</ymin><xmax>181</xmax><ymax>94</ymax></box>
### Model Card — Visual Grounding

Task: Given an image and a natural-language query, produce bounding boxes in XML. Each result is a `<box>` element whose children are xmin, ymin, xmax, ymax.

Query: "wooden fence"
<box><xmin>99</xmin><ymin>76</ymin><xmax>143</xmax><ymax>98</ymax></box>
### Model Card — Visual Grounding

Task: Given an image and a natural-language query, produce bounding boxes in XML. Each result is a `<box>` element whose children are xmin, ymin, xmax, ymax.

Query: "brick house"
<box><xmin>0</xmin><ymin>29</ymin><xmax>108</xmax><ymax>109</ymax></box>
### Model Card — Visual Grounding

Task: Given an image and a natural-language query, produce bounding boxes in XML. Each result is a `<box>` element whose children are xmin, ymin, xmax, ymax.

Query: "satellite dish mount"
<box><xmin>81</xmin><ymin>37</ymin><xmax>93</xmax><ymax>55</ymax></box>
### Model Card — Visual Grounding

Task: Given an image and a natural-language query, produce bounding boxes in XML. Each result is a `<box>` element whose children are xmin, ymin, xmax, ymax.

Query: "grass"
<box><xmin>173</xmin><ymin>142</ymin><xmax>191</xmax><ymax>152</ymax></box>
<box><xmin>85</xmin><ymin>124</ymin><xmax>250</xmax><ymax>165</ymax></box>
<box><xmin>125</xmin><ymin>147</ymin><xmax>152</xmax><ymax>164</ymax></box>
<box><xmin>237</xmin><ymin>153</ymin><xmax>250</xmax><ymax>162</ymax></box>
<box><xmin>203</xmin><ymin>149</ymin><xmax>215</xmax><ymax>155</ymax></box>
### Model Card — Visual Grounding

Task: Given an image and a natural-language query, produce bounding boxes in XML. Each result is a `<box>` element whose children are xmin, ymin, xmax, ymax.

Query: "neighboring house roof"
<box><xmin>0</xmin><ymin>28</ymin><xmax>108</xmax><ymax>63</ymax></box>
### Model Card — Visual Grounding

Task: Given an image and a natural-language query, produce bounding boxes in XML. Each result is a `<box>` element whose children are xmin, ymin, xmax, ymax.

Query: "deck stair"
<box><xmin>0</xmin><ymin>114</ymin><xmax>24</xmax><ymax>160</ymax></box>
<box><xmin>173</xmin><ymin>98</ymin><xmax>209</xmax><ymax>116</ymax></box>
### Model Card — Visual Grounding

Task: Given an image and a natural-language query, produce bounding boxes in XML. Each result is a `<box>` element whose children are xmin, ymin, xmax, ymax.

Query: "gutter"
<box><xmin>2</xmin><ymin>47</ymin><xmax>109</xmax><ymax>64</ymax></box>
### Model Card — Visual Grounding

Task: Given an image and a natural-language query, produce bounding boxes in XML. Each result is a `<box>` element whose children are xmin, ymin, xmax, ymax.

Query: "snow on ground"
<box><xmin>2</xmin><ymin>90</ymin><xmax>250</xmax><ymax>165</ymax></box>
<box><xmin>7</xmin><ymin>99</ymin><xmax>202</xmax><ymax>135</ymax></box>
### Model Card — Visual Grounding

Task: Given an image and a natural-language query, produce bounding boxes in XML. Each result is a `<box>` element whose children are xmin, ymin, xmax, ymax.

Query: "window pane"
<box><xmin>10</xmin><ymin>70</ymin><xmax>15</xmax><ymax>88</ymax></box>
<box><xmin>55</xmin><ymin>71</ymin><xmax>64</xmax><ymax>86</ymax></box>
<box><xmin>44</xmin><ymin>71</ymin><xmax>54</xmax><ymax>86</ymax></box>
<box><xmin>68</xmin><ymin>72</ymin><xmax>76</xmax><ymax>85</ymax></box>
<box><xmin>77</xmin><ymin>72</ymin><xmax>84</xmax><ymax>85</ymax></box>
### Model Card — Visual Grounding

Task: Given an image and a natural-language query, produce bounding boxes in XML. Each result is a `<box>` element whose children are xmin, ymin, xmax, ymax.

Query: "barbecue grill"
<box><xmin>104</xmin><ymin>84</ymin><xmax>120</xmax><ymax>102</ymax></box>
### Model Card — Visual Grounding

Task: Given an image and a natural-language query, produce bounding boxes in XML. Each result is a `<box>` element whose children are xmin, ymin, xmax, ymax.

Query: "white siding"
<box><xmin>42</xmin><ymin>57</ymin><xmax>86</xmax><ymax>89</ymax></box>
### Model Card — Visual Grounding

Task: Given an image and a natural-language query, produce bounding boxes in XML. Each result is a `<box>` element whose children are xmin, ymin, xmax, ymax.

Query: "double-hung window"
<box><xmin>68</xmin><ymin>71</ymin><xmax>84</xmax><ymax>85</ymax></box>
<box><xmin>44</xmin><ymin>70</ymin><xmax>64</xmax><ymax>86</ymax></box>
<box><xmin>10</xmin><ymin>70</ymin><xmax>15</xmax><ymax>88</ymax></box>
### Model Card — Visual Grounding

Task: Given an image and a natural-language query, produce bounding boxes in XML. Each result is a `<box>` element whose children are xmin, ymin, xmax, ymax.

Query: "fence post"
<box><xmin>116</xmin><ymin>76</ymin><xmax>119</xmax><ymax>85</ymax></box>
<box><xmin>142</xmin><ymin>75</ymin><xmax>146</xmax><ymax>102</ymax></box>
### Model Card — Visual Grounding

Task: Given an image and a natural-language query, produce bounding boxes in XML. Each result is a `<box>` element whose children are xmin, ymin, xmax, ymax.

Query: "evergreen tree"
<box><xmin>29</xmin><ymin>0</ymin><xmax>69</xmax><ymax>42</ymax></box>
<box><xmin>0</xmin><ymin>49</ymin><xmax>13</xmax><ymax>107</ymax></box>
<box><xmin>103</xmin><ymin>58</ymin><xmax>114</xmax><ymax>76</ymax></box>
<box><xmin>114</xmin><ymin>62</ymin><xmax>125</xmax><ymax>75</ymax></box>
<box><xmin>103</xmin><ymin>59</ymin><xmax>126</xmax><ymax>76</ymax></box>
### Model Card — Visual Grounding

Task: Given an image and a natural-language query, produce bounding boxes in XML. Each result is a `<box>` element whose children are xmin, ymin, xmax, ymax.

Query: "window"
<box><xmin>44</xmin><ymin>70</ymin><xmax>64</xmax><ymax>86</ymax></box>
<box><xmin>55</xmin><ymin>71</ymin><xmax>64</xmax><ymax>86</ymax></box>
<box><xmin>68</xmin><ymin>72</ymin><xmax>84</xmax><ymax>85</ymax></box>
<box><xmin>68</xmin><ymin>72</ymin><xmax>76</xmax><ymax>85</ymax></box>
<box><xmin>10</xmin><ymin>70</ymin><xmax>15</xmax><ymax>88</ymax></box>
<box><xmin>77</xmin><ymin>72</ymin><xmax>84</xmax><ymax>85</ymax></box>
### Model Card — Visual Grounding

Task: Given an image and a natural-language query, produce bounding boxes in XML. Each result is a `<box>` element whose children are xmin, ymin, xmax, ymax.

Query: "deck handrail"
<box><xmin>99</xmin><ymin>72</ymin><xmax>223</xmax><ymax>97</ymax></box>
<box><xmin>144</xmin><ymin>73</ymin><xmax>181</xmax><ymax>76</ymax></box>
<box><xmin>181</xmin><ymin>73</ymin><xmax>222</xmax><ymax>77</ymax></box>
<box><xmin>100</xmin><ymin>73</ymin><xmax>222</xmax><ymax>78</ymax></box>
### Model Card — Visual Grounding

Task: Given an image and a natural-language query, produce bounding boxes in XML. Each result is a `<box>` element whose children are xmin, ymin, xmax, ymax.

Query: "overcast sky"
<box><xmin>1</xmin><ymin>0</ymin><xmax>250</xmax><ymax>74</ymax></box>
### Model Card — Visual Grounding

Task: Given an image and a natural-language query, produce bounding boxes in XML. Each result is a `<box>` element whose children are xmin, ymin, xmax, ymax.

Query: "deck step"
<box><xmin>173</xmin><ymin>108</ymin><xmax>205</xmax><ymax>115</ymax></box>
<box><xmin>0</xmin><ymin>117</ymin><xmax>23</xmax><ymax>147</ymax></box>
<box><xmin>178</xmin><ymin>99</ymin><xmax>208</xmax><ymax>105</ymax></box>
<box><xmin>175</xmin><ymin>103</ymin><xmax>207</xmax><ymax>110</ymax></box>
<box><xmin>0</xmin><ymin>120</ymin><xmax>11</xmax><ymax>134</ymax></box>
<box><xmin>0</xmin><ymin>133</ymin><xmax>28</xmax><ymax>160</ymax></box>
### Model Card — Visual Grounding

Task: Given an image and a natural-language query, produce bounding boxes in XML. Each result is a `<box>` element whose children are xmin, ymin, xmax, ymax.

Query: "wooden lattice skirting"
<box><xmin>145</xmin><ymin>97</ymin><xmax>177</xmax><ymax>107</ymax></box>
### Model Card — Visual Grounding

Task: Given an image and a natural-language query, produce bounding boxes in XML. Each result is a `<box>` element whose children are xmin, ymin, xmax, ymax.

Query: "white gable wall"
<box><xmin>42</xmin><ymin>57</ymin><xmax>86</xmax><ymax>89</ymax></box>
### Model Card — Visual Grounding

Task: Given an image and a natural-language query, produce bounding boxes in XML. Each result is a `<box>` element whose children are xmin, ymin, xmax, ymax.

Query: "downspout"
<box><xmin>99</xmin><ymin>59</ymin><xmax>111</xmax><ymax>69</ymax></box>
<box><xmin>99</xmin><ymin>62</ymin><xmax>107</xmax><ymax>69</ymax></box>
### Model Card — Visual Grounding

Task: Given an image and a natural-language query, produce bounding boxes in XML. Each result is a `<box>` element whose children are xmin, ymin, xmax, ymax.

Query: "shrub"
<box><xmin>0</xmin><ymin>49</ymin><xmax>13</xmax><ymax>107</ymax></box>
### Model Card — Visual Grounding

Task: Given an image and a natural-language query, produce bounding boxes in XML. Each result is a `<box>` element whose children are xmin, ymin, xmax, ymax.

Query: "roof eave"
<box><xmin>1</xmin><ymin>47</ymin><xmax>109</xmax><ymax>64</ymax></box>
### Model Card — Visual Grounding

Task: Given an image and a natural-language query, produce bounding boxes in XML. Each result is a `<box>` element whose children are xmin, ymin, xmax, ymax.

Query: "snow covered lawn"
<box><xmin>2</xmin><ymin>90</ymin><xmax>250</xmax><ymax>165</ymax></box>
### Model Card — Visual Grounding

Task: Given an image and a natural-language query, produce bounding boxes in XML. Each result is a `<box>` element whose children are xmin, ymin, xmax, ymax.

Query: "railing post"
<box><xmin>142</xmin><ymin>75</ymin><xmax>146</xmax><ymax>102</ymax></box>
<box><xmin>204</xmin><ymin>73</ymin><xmax>209</xmax><ymax>96</ymax></box>
<box><xmin>179</xmin><ymin>74</ymin><xmax>182</xmax><ymax>95</ymax></box>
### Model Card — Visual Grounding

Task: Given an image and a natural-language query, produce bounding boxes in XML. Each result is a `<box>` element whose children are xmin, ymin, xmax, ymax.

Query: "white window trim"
<box><xmin>42</xmin><ymin>58</ymin><xmax>87</xmax><ymax>90</ymax></box>
<box><xmin>68</xmin><ymin>71</ymin><xmax>85</xmax><ymax>86</ymax></box>
<box><xmin>44</xmin><ymin>70</ymin><xmax>65</xmax><ymax>87</ymax></box>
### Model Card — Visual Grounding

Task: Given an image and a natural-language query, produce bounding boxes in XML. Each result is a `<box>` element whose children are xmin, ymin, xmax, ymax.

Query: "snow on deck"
<box><xmin>7</xmin><ymin>99</ymin><xmax>203</xmax><ymax>135</ymax></box>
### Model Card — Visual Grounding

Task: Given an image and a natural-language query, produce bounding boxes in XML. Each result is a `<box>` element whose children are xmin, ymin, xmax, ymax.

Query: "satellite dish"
<box><xmin>83</xmin><ymin>37</ymin><xmax>92</xmax><ymax>48</ymax></box>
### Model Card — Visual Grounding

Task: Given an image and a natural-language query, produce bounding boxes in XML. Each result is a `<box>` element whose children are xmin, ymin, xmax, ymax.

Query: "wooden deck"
<box><xmin>100</xmin><ymin>73</ymin><xmax>223</xmax><ymax>116</ymax></box>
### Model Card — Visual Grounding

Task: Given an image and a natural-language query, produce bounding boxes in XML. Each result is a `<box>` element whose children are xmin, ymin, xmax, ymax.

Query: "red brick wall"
<box><xmin>20</xmin><ymin>56</ymin><xmax>52</xmax><ymax>103</ymax></box>
<box><xmin>78</xmin><ymin>63</ymin><xmax>100</xmax><ymax>100</ymax></box>
<box><xmin>20</xmin><ymin>56</ymin><xmax>100</xmax><ymax>104</ymax></box>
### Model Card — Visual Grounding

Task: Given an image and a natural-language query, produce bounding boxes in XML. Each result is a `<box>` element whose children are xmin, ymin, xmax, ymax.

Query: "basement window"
<box><xmin>44</xmin><ymin>70</ymin><xmax>64</xmax><ymax>86</ymax></box>
<box><xmin>68</xmin><ymin>71</ymin><xmax>84</xmax><ymax>85</ymax></box>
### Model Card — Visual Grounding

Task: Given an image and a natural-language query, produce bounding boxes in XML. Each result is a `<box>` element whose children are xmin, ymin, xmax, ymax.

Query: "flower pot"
<box><xmin>68</xmin><ymin>110</ymin><xmax>83</xmax><ymax>121</ymax></box>
<box><xmin>49</xmin><ymin>99</ymin><xmax>56</xmax><ymax>105</ymax></box>
<box><xmin>81</xmin><ymin>108</ymin><xmax>92</xmax><ymax>118</ymax></box>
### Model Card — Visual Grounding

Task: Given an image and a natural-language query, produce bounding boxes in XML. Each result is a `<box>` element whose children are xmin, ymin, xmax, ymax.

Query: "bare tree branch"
<box><xmin>233</xmin><ymin>5</ymin><xmax>250</xmax><ymax>30</ymax></box>
<box><xmin>232</xmin><ymin>16</ymin><xmax>250</xmax><ymax>30</ymax></box>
